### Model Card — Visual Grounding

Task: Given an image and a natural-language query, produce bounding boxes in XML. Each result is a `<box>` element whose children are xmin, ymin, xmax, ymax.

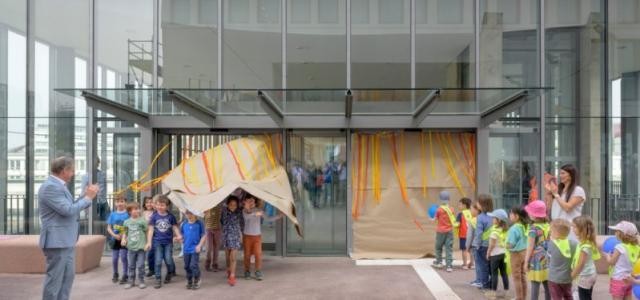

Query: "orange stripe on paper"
<box><xmin>180</xmin><ymin>160</ymin><xmax>197</xmax><ymax>195</ymax></box>
<box><xmin>201</xmin><ymin>151</ymin><xmax>214</xmax><ymax>192</ymax></box>
<box><xmin>226</xmin><ymin>143</ymin><xmax>246</xmax><ymax>180</ymax></box>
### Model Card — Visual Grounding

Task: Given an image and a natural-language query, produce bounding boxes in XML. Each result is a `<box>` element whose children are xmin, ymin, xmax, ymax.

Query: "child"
<box><xmin>507</xmin><ymin>205</ymin><xmax>530</xmax><ymax>300</ymax></box>
<box><xmin>468</xmin><ymin>201</ymin><xmax>481</xmax><ymax>287</ymax></box>
<box><xmin>548</xmin><ymin>219</ymin><xmax>577</xmax><ymax>300</ymax></box>
<box><xmin>107</xmin><ymin>195</ymin><xmax>130</xmax><ymax>284</ymax></box>
<box><xmin>142</xmin><ymin>196</ymin><xmax>155</xmax><ymax>277</ymax></box>
<box><xmin>145</xmin><ymin>195</ymin><xmax>182</xmax><ymax>289</ymax></box>
<box><xmin>457</xmin><ymin>197</ymin><xmax>474</xmax><ymax>269</ymax></box>
<box><xmin>432</xmin><ymin>191</ymin><xmax>457</xmax><ymax>272</ymax></box>
<box><xmin>242</xmin><ymin>194</ymin><xmax>283</xmax><ymax>281</ymax></box>
<box><xmin>524</xmin><ymin>200</ymin><xmax>551</xmax><ymax>300</ymax></box>
<box><xmin>222</xmin><ymin>196</ymin><xmax>243</xmax><ymax>286</ymax></box>
<box><xmin>605</xmin><ymin>221</ymin><xmax>640</xmax><ymax>300</ymax></box>
<box><xmin>204</xmin><ymin>204</ymin><xmax>223</xmax><ymax>272</ymax></box>
<box><xmin>121</xmin><ymin>202</ymin><xmax>148</xmax><ymax>289</ymax></box>
<box><xmin>474</xmin><ymin>194</ymin><xmax>494</xmax><ymax>289</ymax></box>
<box><xmin>486</xmin><ymin>209</ymin><xmax>510</xmax><ymax>299</ymax></box>
<box><xmin>570</xmin><ymin>216</ymin><xmax>599</xmax><ymax>300</ymax></box>
<box><xmin>181</xmin><ymin>209</ymin><xmax>206</xmax><ymax>290</ymax></box>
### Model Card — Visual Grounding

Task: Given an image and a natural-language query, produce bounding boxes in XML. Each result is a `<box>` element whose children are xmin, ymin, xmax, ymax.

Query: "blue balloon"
<box><xmin>603</xmin><ymin>236</ymin><xmax>621</xmax><ymax>254</ymax></box>
<box><xmin>428</xmin><ymin>204</ymin><xmax>439</xmax><ymax>219</ymax></box>
<box><xmin>633</xmin><ymin>283</ymin><xmax>640</xmax><ymax>299</ymax></box>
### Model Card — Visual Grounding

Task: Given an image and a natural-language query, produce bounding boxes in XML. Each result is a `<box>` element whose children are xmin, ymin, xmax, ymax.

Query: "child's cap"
<box><xmin>525</xmin><ymin>200</ymin><xmax>547</xmax><ymax>218</ymax></box>
<box><xmin>487</xmin><ymin>209</ymin><xmax>509</xmax><ymax>223</ymax></box>
<box><xmin>439</xmin><ymin>191</ymin><xmax>450</xmax><ymax>202</ymax></box>
<box><xmin>608</xmin><ymin>221</ymin><xmax>638</xmax><ymax>236</ymax></box>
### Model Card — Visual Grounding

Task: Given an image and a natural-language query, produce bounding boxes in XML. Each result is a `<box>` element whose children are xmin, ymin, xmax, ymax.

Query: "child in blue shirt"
<box><xmin>473</xmin><ymin>194</ymin><xmax>494</xmax><ymax>290</ymax></box>
<box><xmin>145</xmin><ymin>195</ymin><xmax>182</xmax><ymax>289</ymax></box>
<box><xmin>107</xmin><ymin>195</ymin><xmax>130</xmax><ymax>284</ymax></box>
<box><xmin>181</xmin><ymin>210</ymin><xmax>206</xmax><ymax>290</ymax></box>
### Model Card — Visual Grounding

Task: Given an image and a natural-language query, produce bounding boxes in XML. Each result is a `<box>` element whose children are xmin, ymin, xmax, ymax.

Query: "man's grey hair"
<box><xmin>50</xmin><ymin>156</ymin><xmax>74</xmax><ymax>174</ymax></box>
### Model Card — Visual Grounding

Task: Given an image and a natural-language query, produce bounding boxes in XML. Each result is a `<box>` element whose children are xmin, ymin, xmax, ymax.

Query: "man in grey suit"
<box><xmin>39</xmin><ymin>156</ymin><xmax>99</xmax><ymax>300</ymax></box>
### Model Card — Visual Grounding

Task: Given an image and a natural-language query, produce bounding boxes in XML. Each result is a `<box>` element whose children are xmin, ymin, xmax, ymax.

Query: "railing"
<box><xmin>2</xmin><ymin>194</ymin><xmax>27</xmax><ymax>234</ymax></box>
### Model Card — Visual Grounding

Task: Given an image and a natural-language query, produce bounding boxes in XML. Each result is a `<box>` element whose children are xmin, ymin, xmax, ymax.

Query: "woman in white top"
<box><xmin>545</xmin><ymin>164</ymin><xmax>586</xmax><ymax>241</ymax></box>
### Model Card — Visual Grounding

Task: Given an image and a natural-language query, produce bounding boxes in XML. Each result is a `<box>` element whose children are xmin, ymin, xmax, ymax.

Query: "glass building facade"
<box><xmin>1</xmin><ymin>0</ymin><xmax>639</xmax><ymax>257</ymax></box>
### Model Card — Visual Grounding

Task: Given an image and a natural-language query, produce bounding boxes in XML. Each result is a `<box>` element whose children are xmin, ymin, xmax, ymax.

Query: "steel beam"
<box><xmin>412</xmin><ymin>89</ymin><xmax>441</xmax><ymax>127</ymax></box>
<box><xmin>480</xmin><ymin>90</ymin><xmax>528</xmax><ymax>127</ymax></box>
<box><xmin>167</xmin><ymin>90</ymin><xmax>216</xmax><ymax>127</ymax></box>
<box><xmin>257</xmin><ymin>90</ymin><xmax>284</xmax><ymax>127</ymax></box>
<box><xmin>81</xmin><ymin>91</ymin><xmax>150</xmax><ymax>127</ymax></box>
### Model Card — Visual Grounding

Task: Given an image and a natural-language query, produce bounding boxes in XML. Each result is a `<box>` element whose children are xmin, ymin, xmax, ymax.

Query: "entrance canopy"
<box><xmin>56</xmin><ymin>87</ymin><xmax>550</xmax><ymax>129</ymax></box>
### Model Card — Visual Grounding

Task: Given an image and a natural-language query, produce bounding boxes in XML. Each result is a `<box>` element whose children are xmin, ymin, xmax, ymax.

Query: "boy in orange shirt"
<box><xmin>432</xmin><ymin>191</ymin><xmax>458</xmax><ymax>272</ymax></box>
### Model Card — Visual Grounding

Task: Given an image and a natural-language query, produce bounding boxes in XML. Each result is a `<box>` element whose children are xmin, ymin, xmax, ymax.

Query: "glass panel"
<box><xmin>283</xmin><ymin>90</ymin><xmax>345</xmax><ymax>114</ymax></box>
<box><xmin>609</xmin><ymin>0</ymin><xmax>640</xmax><ymax>230</ymax></box>
<box><xmin>489</xmin><ymin>121</ymin><xmax>540</xmax><ymax>210</ymax></box>
<box><xmin>31</xmin><ymin>0</ymin><xmax>90</xmax><ymax>234</ymax></box>
<box><xmin>351</xmin><ymin>0</ymin><xmax>370</xmax><ymax>24</ymax></box>
<box><xmin>437</xmin><ymin>0</ymin><xmax>464</xmax><ymax>24</ymax></box>
<box><xmin>161</xmin><ymin>0</ymin><xmax>218</xmax><ymax>89</ymax></box>
<box><xmin>223</xmin><ymin>0</ymin><xmax>281</xmax><ymax>89</ymax></box>
<box><xmin>479</xmin><ymin>0</ymin><xmax>539</xmax><ymax>88</ymax></box>
<box><xmin>96</xmin><ymin>0</ymin><xmax>154</xmax><ymax>88</ymax></box>
<box><xmin>287</xmin><ymin>0</ymin><xmax>346</xmax><ymax>88</ymax></box>
<box><xmin>287</xmin><ymin>131</ymin><xmax>347</xmax><ymax>255</ymax></box>
<box><xmin>352</xmin><ymin>0</ymin><xmax>410</xmax><ymax>88</ymax></box>
<box><xmin>416</xmin><ymin>0</ymin><xmax>474</xmax><ymax>88</ymax></box>
<box><xmin>546</xmin><ymin>0</ymin><xmax>605</xmax><ymax>229</ymax></box>
<box><xmin>1</xmin><ymin>0</ymin><xmax>26</xmax><ymax>234</ymax></box>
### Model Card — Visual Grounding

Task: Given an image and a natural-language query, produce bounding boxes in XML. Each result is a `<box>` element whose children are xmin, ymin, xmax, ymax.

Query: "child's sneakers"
<box><xmin>186</xmin><ymin>279</ymin><xmax>193</xmax><ymax>290</ymax></box>
<box><xmin>255</xmin><ymin>271</ymin><xmax>263</xmax><ymax>281</ymax></box>
<box><xmin>192</xmin><ymin>277</ymin><xmax>201</xmax><ymax>290</ymax></box>
<box><xmin>445</xmin><ymin>267</ymin><xmax>453</xmax><ymax>272</ymax></box>
<box><xmin>154</xmin><ymin>279</ymin><xmax>162</xmax><ymax>289</ymax></box>
<box><xmin>112</xmin><ymin>273</ymin><xmax>119</xmax><ymax>283</ymax></box>
<box><xmin>431</xmin><ymin>262</ymin><xmax>444</xmax><ymax>269</ymax></box>
<box><xmin>164</xmin><ymin>274</ymin><xmax>172</xmax><ymax>284</ymax></box>
<box><xmin>461</xmin><ymin>265</ymin><xmax>469</xmax><ymax>270</ymax></box>
<box><xmin>119</xmin><ymin>275</ymin><xmax>128</xmax><ymax>285</ymax></box>
<box><xmin>228</xmin><ymin>274</ymin><xmax>237</xmax><ymax>286</ymax></box>
<box><xmin>124</xmin><ymin>282</ymin><xmax>133</xmax><ymax>289</ymax></box>
<box><xmin>145</xmin><ymin>271</ymin><xmax>154</xmax><ymax>278</ymax></box>
<box><xmin>484</xmin><ymin>290</ymin><xmax>497</xmax><ymax>300</ymax></box>
<box><xmin>244</xmin><ymin>271</ymin><xmax>251</xmax><ymax>280</ymax></box>
<box><xmin>138</xmin><ymin>282</ymin><xmax>146</xmax><ymax>289</ymax></box>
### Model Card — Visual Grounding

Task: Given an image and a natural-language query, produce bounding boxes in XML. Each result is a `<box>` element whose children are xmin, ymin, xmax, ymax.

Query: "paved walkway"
<box><xmin>0</xmin><ymin>255</ymin><xmax>614</xmax><ymax>299</ymax></box>
<box><xmin>0</xmin><ymin>256</ymin><xmax>433</xmax><ymax>300</ymax></box>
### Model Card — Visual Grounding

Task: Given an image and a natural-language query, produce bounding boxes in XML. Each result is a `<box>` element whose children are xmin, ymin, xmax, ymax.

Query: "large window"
<box><xmin>479</xmin><ymin>0</ymin><xmax>539</xmax><ymax>88</ymax></box>
<box><xmin>0</xmin><ymin>0</ymin><xmax>26</xmax><ymax>234</ymax></box>
<box><xmin>416</xmin><ymin>0</ymin><xmax>474</xmax><ymax>88</ymax></box>
<box><xmin>223</xmin><ymin>0</ymin><xmax>281</xmax><ymax>88</ymax></box>
<box><xmin>287</xmin><ymin>0</ymin><xmax>346</xmax><ymax>88</ymax></box>
<box><xmin>351</xmin><ymin>0</ymin><xmax>410</xmax><ymax>88</ymax></box>
<box><xmin>96</xmin><ymin>0</ymin><xmax>153</xmax><ymax>88</ymax></box>
<box><xmin>160</xmin><ymin>0</ymin><xmax>218</xmax><ymax>88</ymax></box>
<box><xmin>545</xmin><ymin>0</ymin><xmax>605</xmax><ymax>229</ymax></box>
<box><xmin>32</xmin><ymin>0</ymin><xmax>90</xmax><ymax>235</ymax></box>
<box><xmin>608</xmin><ymin>0</ymin><xmax>640</xmax><ymax>229</ymax></box>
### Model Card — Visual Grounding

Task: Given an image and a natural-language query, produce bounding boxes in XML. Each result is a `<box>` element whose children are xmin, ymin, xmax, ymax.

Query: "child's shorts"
<box><xmin>610</xmin><ymin>279</ymin><xmax>632</xmax><ymax>297</ymax></box>
<box><xmin>459</xmin><ymin>238</ymin><xmax>467</xmax><ymax>250</ymax></box>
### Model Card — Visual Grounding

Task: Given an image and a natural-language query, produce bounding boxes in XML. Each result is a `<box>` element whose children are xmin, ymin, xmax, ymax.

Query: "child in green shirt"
<box><xmin>122</xmin><ymin>202</ymin><xmax>148</xmax><ymax>289</ymax></box>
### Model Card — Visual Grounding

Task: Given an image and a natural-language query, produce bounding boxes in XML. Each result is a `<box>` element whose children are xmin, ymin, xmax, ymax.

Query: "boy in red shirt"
<box><xmin>432</xmin><ymin>191</ymin><xmax>458</xmax><ymax>272</ymax></box>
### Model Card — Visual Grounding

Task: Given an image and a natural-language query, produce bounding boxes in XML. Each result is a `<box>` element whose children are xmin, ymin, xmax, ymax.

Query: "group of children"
<box><xmin>106</xmin><ymin>192</ymin><xmax>279</xmax><ymax>290</ymax></box>
<box><xmin>432</xmin><ymin>191</ymin><xmax>640</xmax><ymax>300</ymax></box>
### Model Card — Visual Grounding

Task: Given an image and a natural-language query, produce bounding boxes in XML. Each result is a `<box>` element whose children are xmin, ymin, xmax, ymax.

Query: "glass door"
<box><xmin>489</xmin><ymin>122</ymin><xmax>540</xmax><ymax>210</ymax></box>
<box><xmin>286</xmin><ymin>130</ymin><xmax>347</xmax><ymax>256</ymax></box>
